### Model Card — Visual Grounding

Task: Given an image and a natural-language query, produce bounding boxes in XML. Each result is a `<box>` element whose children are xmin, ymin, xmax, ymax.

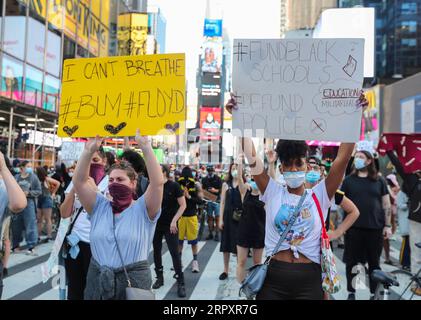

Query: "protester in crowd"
<box><xmin>35</xmin><ymin>167</ymin><xmax>60</xmax><ymax>242</ymax></box>
<box><xmin>219</xmin><ymin>162</ymin><xmax>247</xmax><ymax>280</ymax></box>
<box><xmin>120</xmin><ymin>149</ymin><xmax>149</xmax><ymax>198</ymax></box>
<box><xmin>202</xmin><ymin>166</ymin><xmax>222</xmax><ymax>241</ymax></box>
<box><xmin>383</xmin><ymin>174</ymin><xmax>400</xmax><ymax>265</ymax></box>
<box><xmin>396</xmin><ymin>190</ymin><xmax>411</xmax><ymax>271</ymax></box>
<box><xmin>52</xmin><ymin>163</ymin><xmax>72</xmax><ymax>204</ymax></box>
<box><xmin>384</xmin><ymin>150</ymin><xmax>421</xmax><ymax>295</ymax></box>
<box><xmin>236</xmin><ymin>157</ymin><xmax>266</xmax><ymax>283</ymax></box>
<box><xmin>225</xmin><ymin>92</ymin><xmax>367</xmax><ymax>300</ymax></box>
<box><xmin>341</xmin><ymin>150</ymin><xmax>392</xmax><ymax>300</ymax></box>
<box><xmin>178</xmin><ymin>166</ymin><xmax>203</xmax><ymax>273</ymax></box>
<box><xmin>60</xmin><ymin>147</ymin><xmax>109</xmax><ymax>300</ymax></box>
<box><xmin>0</xmin><ymin>151</ymin><xmax>27</xmax><ymax>298</ymax></box>
<box><xmin>73</xmin><ymin>131</ymin><xmax>163</xmax><ymax>300</ymax></box>
<box><xmin>11</xmin><ymin>160</ymin><xmax>42</xmax><ymax>254</ymax></box>
<box><xmin>152</xmin><ymin>165</ymin><xmax>187</xmax><ymax>297</ymax></box>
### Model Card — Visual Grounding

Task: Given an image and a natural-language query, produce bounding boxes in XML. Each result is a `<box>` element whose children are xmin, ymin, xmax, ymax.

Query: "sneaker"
<box><xmin>26</xmin><ymin>248</ymin><xmax>37</xmax><ymax>256</ymax></box>
<box><xmin>192</xmin><ymin>260</ymin><xmax>200</xmax><ymax>273</ymax></box>
<box><xmin>402</xmin><ymin>265</ymin><xmax>411</xmax><ymax>272</ymax></box>
<box><xmin>369</xmin><ymin>294</ymin><xmax>376</xmax><ymax>300</ymax></box>
<box><xmin>219</xmin><ymin>272</ymin><xmax>228</xmax><ymax>280</ymax></box>
<box><xmin>347</xmin><ymin>293</ymin><xmax>356</xmax><ymax>300</ymax></box>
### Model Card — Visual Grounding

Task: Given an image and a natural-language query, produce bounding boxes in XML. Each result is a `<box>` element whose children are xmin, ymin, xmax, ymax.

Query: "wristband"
<box><xmin>385</xmin><ymin>225</ymin><xmax>392</xmax><ymax>228</ymax></box>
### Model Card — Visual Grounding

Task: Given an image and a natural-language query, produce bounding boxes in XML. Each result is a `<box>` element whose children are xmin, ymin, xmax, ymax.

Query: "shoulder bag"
<box><xmin>113</xmin><ymin>214</ymin><xmax>155</xmax><ymax>300</ymax></box>
<box><xmin>239</xmin><ymin>190</ymin><xmax>307</xmax><ymax>299</ymax></box>
<box><xmin>312</xmin><ymin>193</ymin><xmax>341</xmax><ymax>294</ymax></box>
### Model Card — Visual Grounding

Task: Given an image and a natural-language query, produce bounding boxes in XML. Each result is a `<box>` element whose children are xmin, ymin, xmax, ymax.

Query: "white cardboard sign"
<box><xmin>232</xmin><ymin>38</ymin><xmax>365</xmax><ymax>142</ymax></box>
<box><xmin>61</xmin><ymin>141</ymin><xmax>85</xmax><ymax>161</ymax></box>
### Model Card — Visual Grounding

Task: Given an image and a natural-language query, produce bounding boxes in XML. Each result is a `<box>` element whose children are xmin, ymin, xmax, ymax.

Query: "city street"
<box><xmin>3</xmin><ymin>235</ymin><xmax>419</xmax><ymax>300</ymax></box>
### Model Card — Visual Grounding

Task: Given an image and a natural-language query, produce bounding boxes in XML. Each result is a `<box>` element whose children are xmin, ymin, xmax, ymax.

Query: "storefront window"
<box><xmin>24</xmin><ymin>65</ymin><xmax>43</xmax><ymax>108</ymax></box>
<box><xmin>1</xmin><ymin>54</ymin><xmax>24</xmax><ymax>101</ymax></box>
<box><xmin>43</xmin><ymin>74</ymin><xmax>60</xmax><ymax>112</ymax></box>
<box><xmin>76</xmin><ymin>44</ymin><xmax>89</xmax><ymax>58</ymax></box>
<box><xmin>27</xmin><ymin>17</ymin><xmax>46</xmax><ymax>69</ymax></box>
<box><xmin>3</xmin><ymin>1</ymin><xmax>27</xmax><ymax>60</ymax></box>
<box><xmin>46</xmin><ymin>28</ymin><xmax>61</xmax><ymax>77</ymax></box>
<box><xmin>63</xmin><ymin>36</ymin><xmax>76</xmax><ymax>60</ymax></box>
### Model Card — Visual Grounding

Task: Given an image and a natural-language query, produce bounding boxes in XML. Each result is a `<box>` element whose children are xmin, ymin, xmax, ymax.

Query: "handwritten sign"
<box><xmin>58</xmin><ymin>54</ymin><xmax>186</xmax><ymax>138</ymax></box>
<box><xmin>61</xmin><ymin>141</ymin><xmax>85</xmax><ymax>161</ymax></box>
<box><xmin>232</xmin><ymin>39</ymin><xmax>365</xmax><ymax>142</ymax></box>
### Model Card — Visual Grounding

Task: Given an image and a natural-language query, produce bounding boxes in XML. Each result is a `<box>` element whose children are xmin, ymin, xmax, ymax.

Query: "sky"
<box><xmin>149</xmin><ymin>0</ymin><xmax>281</xmax><ymax>108</ymax></box>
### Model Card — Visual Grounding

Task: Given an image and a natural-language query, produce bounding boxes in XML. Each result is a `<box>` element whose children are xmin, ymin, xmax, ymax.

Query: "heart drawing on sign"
<box><xmin>63</xmin><ymin>126</ymin><xmax>79</xmax><ymax>137</ymax></box>
<box><xmin>165</xmin><ymin>122</ymin><xmax>180</xmax><ymax>133</ymax></box>
<box><xmin>104</xmin><ymin>122</ymin><xmax>127</xmax><ymax>135</ymax></box>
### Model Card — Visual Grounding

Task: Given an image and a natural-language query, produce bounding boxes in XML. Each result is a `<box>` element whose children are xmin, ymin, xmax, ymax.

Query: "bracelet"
<box><xmin>385</xmin><ymin>225</ymin><xmax>392</xmax><ymax>228</ymax></box>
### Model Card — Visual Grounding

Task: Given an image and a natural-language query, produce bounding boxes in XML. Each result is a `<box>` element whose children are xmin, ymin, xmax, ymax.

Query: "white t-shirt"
<box><xmin>65</xmin><ymin>176</ymin><xmax>109</xmax><ymax>243</ymax></box>
<box><xmin>260</xmin><ymin>177</ymin><xmax>331</xmax><ymax>264</ymax></box>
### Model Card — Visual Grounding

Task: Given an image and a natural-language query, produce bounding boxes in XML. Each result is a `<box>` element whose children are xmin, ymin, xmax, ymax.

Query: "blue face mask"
<box><xmin>192</xmin><ymin>172</ymin><xmax>196</xmax><ymax>178</ymax></box>
<box><xmin>354</xmin><ymin>158</ymin><xmax>367</xmax><ymax>170</ymax></box>
<box><xmin>25</xmin><ymin>167</ymin><xmax>33</xmax><ymax>174</ymax></box>
<box><xmin>306</xmin><ymin>171</ymin><xmax>321</xmax><ymax>184</ymax></box>
<box><xmin>283</xmin><ymin>171</ymin><xmax>306</xmax><ymax>189</ymax></box>
<box><xmin>249</xmin><ymin>181</ymin><xmax>258</xmax><ymax>191</ymax></box>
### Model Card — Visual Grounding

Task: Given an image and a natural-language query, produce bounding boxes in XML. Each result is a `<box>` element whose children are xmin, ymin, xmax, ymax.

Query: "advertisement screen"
<box><xmin>200</xmin><ymin>107</ymin><xmax>221</xmax><ymax>140</ymax></box>
<box><xmin>201</xmin><ymin>37</ymin><xmax>223</xmax><ymax>73</ymax></box>
<box><xmin>401</xmin><ymin>94</ymin><xmax>421</xmax><ymax>133</ymax></box>
<box><xmin>1</xmin><ymin>55</ymin><xmax>23</xmax><ymax>102</ymax></box>
<box><xmin>201</xmin><ymin>72</ymin><xmax>221</xmax><ymax>107</ymax></box>
<box><xmin>204</xmin><ymin>19</ymin><xmax>222</xmax><ymax>37</ymax></box>
<box><xmin>117</xmin><ymin>13</ymin><xmax>148</xmax><ymax>56</ymax></box>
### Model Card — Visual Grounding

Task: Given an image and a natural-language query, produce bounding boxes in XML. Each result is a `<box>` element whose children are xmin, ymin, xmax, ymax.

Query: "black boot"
<box><xmin>174</xmin><ymin>273</ymin><xmax>186</xmax><ymax>298</ymax></box>
<box><xmin>152</xmin><ymin>268</ymin><xmax>164</xmax><ymax>289</ymax></box>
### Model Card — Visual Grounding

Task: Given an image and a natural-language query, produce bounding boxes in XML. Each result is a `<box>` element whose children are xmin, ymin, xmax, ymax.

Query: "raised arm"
<box><xmin>386</xmin><ymin>150</ymin><xmax>407</xmax><ymax>181</ymax></box>
<box><xmin>226</xmin><ymin>95</ymin><xmax>269</xmax><ymax>194</ymax></box>
<box><xmin>266</xmin><ymin>149</ymin><xmax>278</xmax><ymax>180</ymax></box>
<box><xmin>73</xmin><ymin>136</ymin><xmax>103</xmax><ymax>214</ymax></box>
<box><xmin>137</xmin><ymin>130</ymin><xmax>164</xmax><ymax>220</ymax></box>
<box><xmin>0</xmin><ymin>152</ymin><xmax>27</xmax><ymax>213</ymax></box>
<box><xmin>325</xmin><ymin>143</ymin><xmax>355</xmax><ymax>200</ymax></box>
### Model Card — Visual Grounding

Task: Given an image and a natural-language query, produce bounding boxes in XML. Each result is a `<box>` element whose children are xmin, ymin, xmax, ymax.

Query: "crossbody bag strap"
<box><xmin>66</xmin><ymin>206</ymin><xmax>84</xmax><ymax>236</ymax></box>
<box><xmin>265</xmin><ymin>190</ymin><xmax>307</xmax><ymax>264</ymax></box>
<box><xmin>112</xmin><ymin>214</ymin><xmax>133</xmax><ymax>288</ymax></box>
<box><xmin>312</xmin><ymin>193</ymin><xmax>328</xmax><ymax>240</ymax></box>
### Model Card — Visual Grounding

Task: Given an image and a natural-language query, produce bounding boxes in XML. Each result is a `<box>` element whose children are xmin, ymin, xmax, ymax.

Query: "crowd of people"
<box><xmin>0</xmin><ymin>96</ymin><xmax>420</xmax><ymax>301</ymax></box>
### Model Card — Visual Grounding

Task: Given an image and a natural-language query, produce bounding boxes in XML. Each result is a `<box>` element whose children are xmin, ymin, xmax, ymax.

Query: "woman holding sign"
<box><xmin>225</xmin><ymin>93</ymin><xmax>368</xmax><ymax>300</ymax></box>
<box><xmin>73</xmin><ymin>130</ymin><xmax>163</xmax><ymax>300</ymax></box>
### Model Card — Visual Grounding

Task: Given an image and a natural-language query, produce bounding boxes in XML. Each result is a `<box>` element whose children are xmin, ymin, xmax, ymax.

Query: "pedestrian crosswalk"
<box><xmin>2</xmin><ymin>237</ymin><xmax>420</xmax><ymax>300</ymax></box>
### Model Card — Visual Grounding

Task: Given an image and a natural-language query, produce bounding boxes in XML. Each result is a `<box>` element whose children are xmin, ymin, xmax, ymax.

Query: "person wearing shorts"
<box><xmin>201</xmin><ymin>166</ymin><xmax>222</xmax><ymax>241</ymax></box>
<box><xmin>178</xmin><ymin>167</ymin><xmax>203</xmax><ymax>273</ymax></box>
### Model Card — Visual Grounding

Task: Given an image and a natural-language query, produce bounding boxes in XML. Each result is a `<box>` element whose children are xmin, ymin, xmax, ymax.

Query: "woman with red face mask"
<box><xmin>60</xmin><ymin>148</ymin><xmax>109</xmax><ymax>300</ymax></box>
<box><xmin>73</xmin><ymin>130</ymin><xmax>164</xmax><ymax>300</ymax></box>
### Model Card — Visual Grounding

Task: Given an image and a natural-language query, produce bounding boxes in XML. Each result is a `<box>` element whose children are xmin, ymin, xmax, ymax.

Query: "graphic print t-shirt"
<box><xmin>260</xmin><ymin>178</ymin><xmax>331</xmax><ymax>264</ymax></box>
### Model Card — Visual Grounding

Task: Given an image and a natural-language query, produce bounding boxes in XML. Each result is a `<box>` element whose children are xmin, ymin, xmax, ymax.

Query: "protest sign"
<box><xmin>58</xmin><ymin>53</ymin><xmax>186</xmax><ymax>138</ymax></box>
<box><xmin>232</xmin><ymin>39</ymin><xmax>365</xmax><ymax>142</ymax></box>
<box><xmin>61</xmin><ymin>141</ymin><xmax>85</xmax><ymax>161</ymax></box>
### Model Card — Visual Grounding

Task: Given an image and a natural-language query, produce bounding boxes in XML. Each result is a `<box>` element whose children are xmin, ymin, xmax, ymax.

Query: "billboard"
<box><xmin>201</xmin><ymin>72</ymin><xmax>221</xmax><ymax>107</ymax></box>
<box><xmin>204</xmin><ymin>19</ymin><xmax>223</xmax><ymax>37</ymax></box>
<box><xmin>313</xmin><ymin>7</ymin><xmax>375</xmax><ymax>78</ymax></box>
<box><xmin>360</xmin><ymin>87</ymin><xmax>380</xmax><ymax>145</ymax></box>
<box><xmin>401</xmin><ymin>94</ymin><xmax>421</xmax><ymax>133</ymax></box>
<box><xmin>200</xmin><ymin>107</ymin><xmax>221</xmax><ymax>140</ymax></box>
<box><xmin>201</xmin><ymin>37</ymin><xmax>223</xmax><ymax>73</ymax></box>
<box><xmin>117</xmin><ymin>13</ymin><xmax>148</xmax><ymax>56</ymax></box>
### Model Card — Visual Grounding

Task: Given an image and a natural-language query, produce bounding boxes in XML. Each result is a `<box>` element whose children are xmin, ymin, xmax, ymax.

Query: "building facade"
<box><xmin>339</xmin><ymin>0</ymin><xmax>421</xmax><ymax>81</ymax></box>
<box><xmin>285</xmin><ymin>0</ymin><xmax>337</xmax><ymax>30</ymax></box>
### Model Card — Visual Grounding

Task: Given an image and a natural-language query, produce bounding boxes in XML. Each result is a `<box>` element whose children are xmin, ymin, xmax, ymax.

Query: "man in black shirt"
<box><xmin>152</xmin><ymin>165</ymin><xmax>187</xmax><ymax>297</ymax></box>
<box><xmin>201</xmin><ymin>166</ymin><xmax>222</xmax><ymax>241</ymax></box>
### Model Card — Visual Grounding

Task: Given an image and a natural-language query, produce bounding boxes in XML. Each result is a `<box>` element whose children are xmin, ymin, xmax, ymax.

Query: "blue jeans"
<box><xmin>11</xmin><ymin>199</ymin><xmax>38</xmax><ymax>249</ymax></box>
<box><xmin>207</xmin><ymin>201</ymin><xmax>220</xmax><ymax>217</ymax></box>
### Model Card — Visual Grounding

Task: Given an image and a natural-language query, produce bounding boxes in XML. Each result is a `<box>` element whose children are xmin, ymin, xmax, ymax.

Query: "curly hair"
<box><xmin>275</xmin><ymin>140</ymin><xmax>309</xmax><ymax>166</ymax></box>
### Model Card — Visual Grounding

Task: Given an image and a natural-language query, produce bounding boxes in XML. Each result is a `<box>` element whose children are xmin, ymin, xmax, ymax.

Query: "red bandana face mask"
<box><xmin>108</xmin><ymin>182</ymin><xmax>134</xmax><ymax>214</ymax></box>
<box><xmin>89</xmin><ymin>163</ymin><xmax>105</xmax><ymax>185</ymax></box>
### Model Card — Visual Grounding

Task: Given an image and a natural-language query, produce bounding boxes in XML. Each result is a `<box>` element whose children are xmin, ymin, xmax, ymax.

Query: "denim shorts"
<box><xmin>37</xmin><ymin>196</ymin><xmax>53</xmax><ymax>209</ymax></box>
